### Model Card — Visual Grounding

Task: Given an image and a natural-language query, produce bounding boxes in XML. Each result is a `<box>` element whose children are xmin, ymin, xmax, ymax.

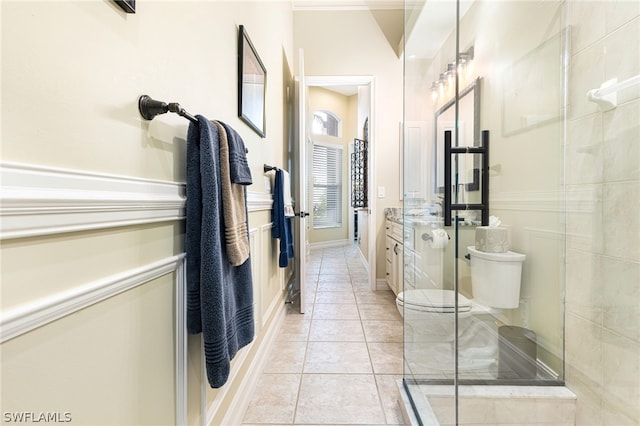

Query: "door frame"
<box><xmin>304</xmin><ymin>75</ymin><xmax>376</xmax><ymax>292</ymax></box>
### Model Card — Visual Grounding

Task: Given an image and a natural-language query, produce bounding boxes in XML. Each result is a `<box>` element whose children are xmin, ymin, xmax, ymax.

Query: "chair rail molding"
<box><xmin>0</xmin><ymin>162</ymin><xmax>274</xmax><ymax>239</ymax></box>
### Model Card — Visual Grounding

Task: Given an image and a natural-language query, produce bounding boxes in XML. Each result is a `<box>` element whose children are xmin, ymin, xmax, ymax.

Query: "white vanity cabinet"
<box><xmin>385</xmin><ymin>219</ymin><xmax>404</xmax><ymax>296</ymax></box>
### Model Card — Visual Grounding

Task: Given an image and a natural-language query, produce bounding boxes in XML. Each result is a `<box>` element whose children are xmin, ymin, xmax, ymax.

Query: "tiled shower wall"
<box><xmin>565</xmin><ymin>1</ymin><xmax>639</xmax><ymax>424</ymax></box>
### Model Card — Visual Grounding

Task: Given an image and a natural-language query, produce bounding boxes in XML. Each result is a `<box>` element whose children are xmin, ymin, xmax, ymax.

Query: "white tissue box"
<box><xmin>475</xmin><ymin>227</ymin><xmax>509</xmax><ymax>253</ymax></box>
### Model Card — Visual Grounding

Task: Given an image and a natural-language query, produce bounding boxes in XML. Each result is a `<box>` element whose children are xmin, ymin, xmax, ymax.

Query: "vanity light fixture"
<box><xmin>438</xmin><ymin>74</ymin><xmax>447</xmax><ymax>97</ymax></box>
<box><xmin>431</xmin><ymin>82</ymin><xmax>438</xmax><ymax>101</ymax></box>
<box><xmin>446</xmin><ymin>63</ymin><xmax>456</xmax><ymax>87</ymax></box>
<box><xmin>431</xmin><ymin>46</ymin><xmax>475</xmax><ymax>102</ymax></box>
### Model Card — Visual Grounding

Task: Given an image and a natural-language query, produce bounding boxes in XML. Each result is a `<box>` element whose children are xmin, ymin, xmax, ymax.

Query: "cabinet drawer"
<box><xmin>390</xmin><ymin>222</ymin><xmax>403</xmax><ymax>241</ymax></box>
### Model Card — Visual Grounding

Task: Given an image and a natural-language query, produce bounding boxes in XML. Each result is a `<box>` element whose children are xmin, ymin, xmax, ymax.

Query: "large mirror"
<box><xmin>435</xmin><ymin>77</ymin><xmax>481</xmax><ymax>193</ymax></box>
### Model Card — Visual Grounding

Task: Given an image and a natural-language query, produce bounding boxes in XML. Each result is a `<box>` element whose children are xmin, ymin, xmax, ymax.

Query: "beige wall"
<box><xmin>294</xmin><ymin>10</ymin><xmax>404</xmax><ymax>279</ymax></box>
<box><xmin>1</xmin><ymin>1</ymin><xmax>293</xmax><ymax>425</ymax></box>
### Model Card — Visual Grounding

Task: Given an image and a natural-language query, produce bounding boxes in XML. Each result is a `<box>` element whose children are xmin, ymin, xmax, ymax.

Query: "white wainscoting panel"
<box><xmin>1</xmin><ymin>161</ymin><xmax>275</xmax><ymax>426</ymax></box>
<box><xmin>0</xmin><ymin>254</ymin><xmax>188</xmax><ymax>425</ymax></box>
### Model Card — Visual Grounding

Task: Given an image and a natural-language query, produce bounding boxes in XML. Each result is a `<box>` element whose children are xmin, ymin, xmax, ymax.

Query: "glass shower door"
<box><xmin>402</xmin><ymin>0</ymin><xmax>460</xmax><ymax>423</ymax></box>
<box><xmin>403</xmin><ymin>1</ymin><xmax>567</xmax><ymax>424</ymax></box>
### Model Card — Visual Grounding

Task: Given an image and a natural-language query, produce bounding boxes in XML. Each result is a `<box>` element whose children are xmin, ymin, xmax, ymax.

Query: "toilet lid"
<box><xmin>398</xmin><ymin>289</ymin><xmax>472</xmax><ymax>313</ymax></box>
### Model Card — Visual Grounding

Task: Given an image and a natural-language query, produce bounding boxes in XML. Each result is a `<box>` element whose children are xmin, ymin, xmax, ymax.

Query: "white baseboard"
<box><xmin>358</xmin><ymin>246</ymin><xmax>369</xmax><ymax>272</ymax></box>
<box><xmin>376</xmin><ymin>278</ymin><xmax>392</xmax><ymax>291</ymax></box>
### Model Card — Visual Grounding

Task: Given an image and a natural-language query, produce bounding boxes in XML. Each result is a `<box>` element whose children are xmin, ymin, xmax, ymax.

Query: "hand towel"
<box><xmin>218</xmin><ymin>121</ymin><xmax>252</xmax><ymax>185</ymax></box>
<box><xmin>214</xmin><ymin>121</ymin><xmax>250</xmax><ymax>266</ymax></box>
<box><xmin>273</xmin><ymin>169</ymin><xmax>294</xmax><ymax>267</ymax></box>
<box><xmin>186</xmin><ymin>115</ymin><xmax>254</xmax><ymax>389</ymax></box>
<box><xmin>280</xmin><ymin>169</ymin><xmax>295</xmax><ymax>217</ymax></box>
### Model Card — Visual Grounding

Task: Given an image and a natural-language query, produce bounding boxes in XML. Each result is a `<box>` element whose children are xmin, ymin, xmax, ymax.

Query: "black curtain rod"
<box><xmin>138</xmin><ymin>95</ymin><xmax>198</xmax><ymax>124</ymax></box>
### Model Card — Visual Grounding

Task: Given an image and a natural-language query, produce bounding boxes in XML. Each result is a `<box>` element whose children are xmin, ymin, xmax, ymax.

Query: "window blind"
<box><xmin>312</xmin><ymin>144</ymin><xmax>342</xmax><ymax>228</ymax></box>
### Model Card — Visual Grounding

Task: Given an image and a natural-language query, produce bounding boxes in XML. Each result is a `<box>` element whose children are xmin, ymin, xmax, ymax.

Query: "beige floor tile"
<box><xmin>309</xmin><ymin>319</ymin><xmax>365</xmax><ymax>342</ymax></box>
<box><xmin>295</xmin><ymin>374</ymin><xmax>386</xmax><ymax>425</ymax></box>
<box><xmin>314</xmin><ymin>290</ymin><xmax>356</xmax><ymax>304</ymax></box>
<box><xmin>358</xmin><ymin>303</ymin><xmax>403</xmax><ymax>321</ymax></box>
<box><xmin>264</xmin><ymin>340</ymin><xmax>307</xmax><ymax>374</ymax></box>
<box><xmin>316</xmin><ymin>281</ymin><xmax>353</xmax><ymax>292</ymax></box>
<box><xmin>362</xmin><ymin>320</ymin><xmax>403</xmax><ymax>343</ymax></box>
<box><xmin>368</xmin><ymin>342</ymin><xmax>404</xmax><ymax>374</ymax></box>
<box><xmin>313</xmin><ymin>303</ymin><xmax>360</xmax><ymax>320</ymax></box>
<box><xmin>355</xmin><ymin>290</ymin><xmax>398</xmax><ymax>305</ymax></box>
<box><xmin>242</xmin><ymin>373</ymin><xmax>300</xmax><ymax>424</ymax></box>
<box><xmin>304</xmin><ymin>341</ymin><xmax>372</xmax><ymax>373</ymax></box>
<box><xmin>277</xmin><ymin>318</ymin><xmax>311</xmax><ymax>342</ymax></box>
<box><xmin>243</xmin><ymin>245</ymin><xmax>414</xmax><ymax>425</ymax></box>
<box><xmin>317</xmin><ymin>273</ymin><xmax>351</xmax><ymax>283</ymax></box>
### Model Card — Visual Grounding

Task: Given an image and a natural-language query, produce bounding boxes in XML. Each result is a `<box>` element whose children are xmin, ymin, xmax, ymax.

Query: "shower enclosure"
<box><xmin>402</xmin><ymin>0</ymin><xmax>568</xmax><ymax>423</ymax></box>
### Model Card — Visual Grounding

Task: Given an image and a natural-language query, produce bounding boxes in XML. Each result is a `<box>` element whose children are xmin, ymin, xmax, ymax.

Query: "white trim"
<box><xmin>247</xmin><ymin>191</ymin><xmax>274</xmax><ymax>212</ymax></box>
<box><xmin>175</xmin><ymin>260</ymin><xmax>188</xmax><ymax>426</ymax></box>
<box><xmin>249</xmin><ymin>227</ymin><xmax>262</xmax><ymax>334</ymax></box>
<box><xmin>0</xmin><ymin>162</ymin><xmax>185</xmax><ymax>240</ymax></box>
<box><xmin>367</xmin><ymin>79</ymin><xmax>377</xmax><ymax>293</ymax></box>
<box><xmin>376</xmin><ymin>278</ymin><xmax>392</xmax><ymax>291</ymax></box>
<box><xmin>292</xmin><ymin>1</ymin><xmax>406</xmax><ymax>11</ymax></box>
<box><xmin>306</xmin><ymin>75</ymin><xmax>377</xmax><ymax>87</ymax></box>
<box><xmin>492</xmin><ymin>189</ymin><xmax>589</xmax><ymax>213</ymax></box>
<box><xmin>0</xmin><ymin>254</ymin><xmax>186</xmax><ymax>343</ymax></box>
<box><xmin>0</xmin><ymin>162</ymin><xmax>274</xmax><ymax>240</ymax></box>
<box><xmin>313</xmin><ymin>140</ymin><xmax>345</xmax><ymax>150</ymax></box>
<box><xmin>308</xmin><ymin>239</ymin><xmax>350</xmax><ymax>250</ymax></box>
<box><xmin>358</xmin><ymin>245</ymin><xmax>369</xmax><ymax>272</ymax></box>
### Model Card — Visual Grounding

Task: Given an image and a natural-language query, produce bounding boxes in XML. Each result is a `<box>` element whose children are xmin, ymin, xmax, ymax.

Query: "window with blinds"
<box><xmin>312</xmin><ymin>144</ymin><xmax>342</xmax><ymax>228</ymax></box>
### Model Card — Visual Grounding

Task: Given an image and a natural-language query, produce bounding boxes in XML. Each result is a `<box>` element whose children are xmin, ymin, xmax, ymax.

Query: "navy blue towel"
<box><xmin>218</xmin><ymin>121</ymin><xmax>252</xmax><ymax>185</ymax></box>
<box><xmin>186</xmin><ymin>115</ymin><xmax>254</xmax><ymax>388</ymax></box>
<box><xmin>273</xmin><ymin>169</ymin><xmax>294</xmax><ymax>267</ymax></box>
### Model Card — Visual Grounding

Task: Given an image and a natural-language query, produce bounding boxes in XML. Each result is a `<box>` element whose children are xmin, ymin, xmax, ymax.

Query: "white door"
<box><xmin>294</xmin><ymin>48</ymin><xmax>308</xmax><ymax>314</ymax></box>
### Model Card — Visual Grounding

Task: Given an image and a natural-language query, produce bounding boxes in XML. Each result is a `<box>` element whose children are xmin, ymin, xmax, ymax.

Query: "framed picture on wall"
<box><xmin>238</xmin><ymin>25</ymin><xmax>267</xmax><ymax>138</ymax></box>
<box><xmin>114</xmin><ymin>0</ymin><xmax>135</xmax><ymax>13</ymax></box>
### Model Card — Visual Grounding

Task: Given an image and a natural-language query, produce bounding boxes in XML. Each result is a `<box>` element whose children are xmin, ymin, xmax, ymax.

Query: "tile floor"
<box><xmin>242</xmin><ymin>244</ymin><xmax>406</xmax><ymax>425</ymax></box>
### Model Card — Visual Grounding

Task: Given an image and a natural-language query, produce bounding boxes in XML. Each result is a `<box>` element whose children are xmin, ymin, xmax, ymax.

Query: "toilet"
<box><xmin>397</xmin><ymin>245</ymin><xmax>526</xmax><ymax>370</ymax></box>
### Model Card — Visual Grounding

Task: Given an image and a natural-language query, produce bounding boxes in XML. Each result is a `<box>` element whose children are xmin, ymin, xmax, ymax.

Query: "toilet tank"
<box><xmin>467</xmin><ymin>246</ymin><xmax>526</xmax><ymax>309</ymax></box>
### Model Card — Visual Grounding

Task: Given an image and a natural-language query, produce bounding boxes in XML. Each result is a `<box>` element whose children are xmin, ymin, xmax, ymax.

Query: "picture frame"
<box><xmin>238</xmin><ymin>25</ymin><xmax>267</xmax><ymax>138</ymax></box>
<box><xmin>114</xmin><ymin>0</ymin><xmax>135</xmax><ymax>13</ymax></box>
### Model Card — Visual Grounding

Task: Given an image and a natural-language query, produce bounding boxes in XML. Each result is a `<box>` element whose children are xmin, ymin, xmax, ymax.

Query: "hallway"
<box><xmin>242</xmin><ymin>244</ymin><xmax>405</xmax><ymax>425</ymax></box>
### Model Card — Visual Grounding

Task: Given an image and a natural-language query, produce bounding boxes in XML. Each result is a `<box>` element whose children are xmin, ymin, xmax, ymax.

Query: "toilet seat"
<box><xmin>397</xmin><ymin>289</ymin><xmax>472</xmax><ymax>313</ymax></box>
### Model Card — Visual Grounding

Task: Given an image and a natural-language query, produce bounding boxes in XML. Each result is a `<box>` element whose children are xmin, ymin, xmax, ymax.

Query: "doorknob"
<box><xmin>296</xmin><ymin>211</ymin><xmax>310</xmax><ymax>218</ymax></box>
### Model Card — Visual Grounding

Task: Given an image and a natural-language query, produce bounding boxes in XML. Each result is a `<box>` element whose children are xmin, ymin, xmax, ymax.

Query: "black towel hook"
<box><xmin>138</xmin><ymin>95</ymin><xmax>198</xmax><ymax>125</ymax></box>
